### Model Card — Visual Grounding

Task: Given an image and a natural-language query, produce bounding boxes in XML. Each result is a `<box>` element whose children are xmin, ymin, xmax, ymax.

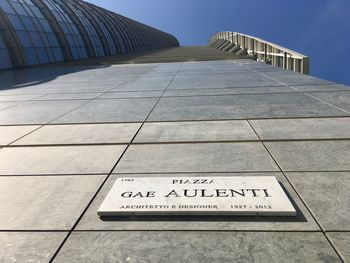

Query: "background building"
<box><xmin>209</xmin><ymin>31</ymin><xmax>309</xmax><ymax>74</ymax></box>
<box><xmin>0</xmin><ymin>0</ymin><xmax>178</xmax><ymax>69</ymax></box>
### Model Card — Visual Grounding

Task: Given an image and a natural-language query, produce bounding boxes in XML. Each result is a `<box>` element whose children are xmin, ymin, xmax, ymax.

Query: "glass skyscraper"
<box><xmin>0</xmin><ymin>0</ymin><xmax>179</xmax><ymax>69</ymax></box>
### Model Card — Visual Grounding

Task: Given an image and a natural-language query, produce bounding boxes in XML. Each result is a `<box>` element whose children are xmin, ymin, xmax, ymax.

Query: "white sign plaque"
<box><xmin>98</xmin><ymin>176</ymin><xmax>296</xmax><ymax>216</ymax></box>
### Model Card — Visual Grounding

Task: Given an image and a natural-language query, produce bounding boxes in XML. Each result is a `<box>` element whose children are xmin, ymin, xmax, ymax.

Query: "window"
<box><xmin>16</xmin><ymin>31</ymin><xmax>32</xmax><ymax>47</ymax></box>
<box><xmin>7</xmin><ymin>14</ymin><xmax>25</xmax><ymax>30</ymax></box>
<box><xmin>1</xmin><ymin>0</ymin><xmax>63</xmax><ymax>65</ymax></box>
<box><xmin>66</xmin><ymin>1</ymin><xmax>105</xmax><ymax>57</ymax></box>
<box><xmin>0</xmin><ymin>49</ymin><xmax>12</xmax><ymax>69</ymax></box>
<box><xmin>21</xmin><ymin>16</ymin><xmax>36</xmax><ymax>31</ymax></box>
<box><xmin>0</xmin><ymin>34</ymin><xmax>12</xmax><ymax>69</ymax></box>
<box><xmin>42</xmin><ymin>0</ymin><xmax>88</xmax><ymax>60</ymax></box>
<box><xmin>23</xmin><ymin>47</ymin><xmax>38</xmax><ymax>65</ymax></box>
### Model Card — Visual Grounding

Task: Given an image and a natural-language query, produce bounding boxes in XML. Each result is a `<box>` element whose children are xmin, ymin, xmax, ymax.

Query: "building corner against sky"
<box><xmin>0</xmin><ymin>0</ymin><xmax>350</xmax><ymax>262</ymax></box>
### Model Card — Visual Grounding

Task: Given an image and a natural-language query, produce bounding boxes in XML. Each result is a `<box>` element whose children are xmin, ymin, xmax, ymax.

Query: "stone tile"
<box><xmin>0</xmin><ymin>87</ymin><xmax>51</xmax><ymax>95</ymax></box>
<box><xmin>244</xmin><ymin>62</ymin><xmax>280</xmax><ymax>70</ymax></box>
<box><xmin>0</xmin><ymin>125</ymin><xmax>39</xmax><ymax>145</ymax></box>
<box><xmin>34</xmin><ymin>92</ymin><xmax>101</xmax><ymax>100</ymax></box>
<box><xmin>168</xmin><ymin>75</ymin><xmax>225</xmax><ymax>90</ymax></box>
<box><xmin>233</xmin><ymin>93</ymin><xmax>348</xmax><ymax>118</ymax></box>
<box><xmin>308</xmin><ymin>91</ymin><xmax>350</xmax><ymax>112</ymax></box>
<box><xmin>142</xmin><ymin>63</ymin><xmax>181</xmax><ymax>74</ymax></box>
<box><xmin>100</xmin><ymin>90</ymin><xmax>163</xmax><ymax>99</ymax></box>
<box><xmin>237</xmin><ymin>103</ymin><xmax>348</xmax><ymax>118</ymax></box>
<box><xmin>0</xmin><ymin>100</ymin><xmax>88</xmax><ymax>125</ymax></box>
<box><xmin>0</xmin><ymin>175</ymin><xmax>104</xmax><ymax>230</ymax></box>
<box><xmin>112</xmin><ymin>76</ymin><xmax>174</xmax><ymax>91</ymax></box>
<box><xmin>263</xmin><ymin>71</ymin><xmax>336</xmax><ymax>85</ymax></box>
<box><xmin>148</xmin><ymin>96</ymin><xmax>244</xmax><ymax>121</ymax></box>
<box><xmin>54</xmin><ymin>98</ymin><xmax>158</xmax><ymax>123</ymax></box>
<box><xmin>221</xmin><ymin>73</ymin><xmax>282</xmax><ymax>88</ymax></box>
<box><xmin>169</xmin><ymin>73</ymin><xmax>280</xmax><ymax>90</ymax></box>
<box><xmin>0</xmin><ymin>232</ymin><xmax>66</xmax><ymax>262</ymax></box>
<box><xmin>286</xmin><ymin>172</ymin><xmax>350</xmax><ymax>231</ymax></box>
<box><xmin>0</xmin><ymin>145</ymin><xmax>126</xmax><ymax>175</ymax></box>
<box><xmin>14</xmin><ymin>123</ymin><xmax>141</xmax><ymax>145</ymax></box>
<box><xmin>290</xmin><ymin>85</ymin><xmax>349</xmax><ymax>92</ymax></box>
<box><xmin>251</xmin><ymin>118</ymin><xmax>350</xmax><ymax>140</ymax></box>
<box><xmin>0</xmin><ymin>101</ymin><xmax>22</xmax><ymax>110</ymax></box>
<box><xmin>45</xmin><ymin>86</ymin><xmax>113</xmax><ymax>94</ymax></box>
<box><xmin>0</xmin><ymin>85</ymin><xmax>41</xmax><ymax>95</ymax></box>
<box><xmin>77</xmin><ymin>173</ymin><xmax>319</xmax><ymax>231</ymax></box>
<box><xmin>10</xmin><ymin>83</ymin><xmax>113</xmax><ymax>94</ymax></box>
<box><xmin>327</xmin><ymin>232</ymin><xmax>350</xmax><ymax>261</ymax></box>
<box><xmin>179</xmin><ymin>62</ymin><xmax>246</xmax><ymax>73</ymax></box>
<box><xmin>115</xmin><ymin>143</ymin><xmax>278</xmax><ymax>173</ymax></box>
<box><xmin>265</xmin><ymin>141</ymin><xmax>350</xmax><ymax>171</ymax></box>
<box><xmin>0</xmin><ymin>94</ymin><xmax>43</xmax><ymax>101</ymax></box>
<box><xmin>177</xmin><ymin>66</ymin><xmax>247</xmax><ymax>75</ymax></box>
<box><xmin>141</xmin><ymin>72</ymin><xmax>176</xmax><ymax>78</ymax></box>
<box><xmin>163</xmin><ymin>86</ymin><xmax>296</xmax><ymax>97</ymax></box>
<box><xmin>55</xmin><ymin>232</ymin><xmax>340</xmax><ymax>262</ymax></box>
<box><xmin>176</xmin><ymin>70</ymin><xmax>246</xmax><ymax>76</ymax></box>
<box><xmin>233</xmin><ymin>93</ymin><xmax>319</xmax><ymax>105</ymax></box>
<box><xmin>134</xmin><ymin>120</ymin><xmax>258</xmax><ymax>143</ymax></box>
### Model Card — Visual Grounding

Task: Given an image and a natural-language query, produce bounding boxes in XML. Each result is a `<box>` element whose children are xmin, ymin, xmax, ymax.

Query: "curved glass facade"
<box><xmin>0</xmin><ymin>34</ymin><xmax>11</xmax><ymax>69</ymax></box>
<box><xmin>41</xmin><ymin>0</ymin><xmax>88</xmax><ymax>60</ymax></box>
<box><xmin>0</xmin><ymin>0</ymin><xmax>64</xmax><ymax>66</ymax></box>
<box><xmin>0</xmin><ymin>0</ymin><xmax>179</xmax><ymax>69</ymax></box>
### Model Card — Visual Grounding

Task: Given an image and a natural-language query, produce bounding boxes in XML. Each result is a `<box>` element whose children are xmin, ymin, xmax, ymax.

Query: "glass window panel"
<box><xmin>65</xmin><ymin>15</ymin><xmax>72</xmax><ymax>23</ymax></box>
<box><xmin>53</xmin><ymin>47</ymin><xmax>63</xmax><ymax>61</ymax></box>
<box><xmin>60</xmin><ymin>23</ymin><xmax>70</xmax><ymax>34</ymax></box>
<box><xmin>40</xmin><ymin>32</ymin><xmax>49</xmax><ymax>46</ymax></box>
<box><xmin>20</xmin><ymin>16</ymin><xmax>36</xmax><ymax>31</ymax></box>
<box><xmin>22</xmin><ymin>4</ymin><xmax>34</xmax><ymax>17</ymax></box>
<box><xmin>7</xmin><ymin>14</ymin><xmax>25</xmax><ymax>30</ymax></box>
<box><xmin>0</xmin><ymin>49</ymin><xmax>12</xmax><ymax>69</ymax></box>
<box><xmin>72</xmin><ymin>25</ymin><xmax>79</xmax><ymax>35</ymax></box>
<box><xmin>81</xmin><ymin>48</ymin><xmax>87</xmax><ymax>58</ymax></box>
<box><xmin>0</xmin><ymin>0</ymin><xmax>16</xmax><ymax>13</ymax></box>
<box><xmin>39</xmin><ymin>18</ymin><xmax>53</xmax><ymax>32</ymax></box>
<box><xmin>70</xmin><ymin>47</ymin><xmax>79</xmax><ymax>60</ymax></box>
<box><xmin>11</xmin><ymin>2</ymin><xmax>27</xmax><ymax>16</ymax></box>
<box><xmin>0</xmin><ymin>35</ymin><xmax>6</xmax><ymax>48</ymax></box>
<box><xmin>36</xmin><ymin>47</ymin><xmax>49</xmax><ymax>63</ymax></box>
<box><xmin>29</xmin><ymin>18</ymin><xmax>41</xmax><ymax>30</ymax></box>
<box><xmin>77</xmin><ymin>35</ymin><xmax>84</xmax><ymax>46</ymax></box>
<box><xmin>46</xmin><ymin>48</ymin><xmax>55</xmax><ymax>62</ymax></box>
<box><xmin>23</xmin><ymin>47</ymin><xmax>38</xmax><ymax>65</ymax></box>
<box><xmin>65</xmin><ymin>34</ymin><xmax>74</xmax><ymax>46</ymax></box>
<box><xmin>25</xmin><ymin>0</ymin><xmax>35</xmax><ymax>5</ymax></box>
<box><xmin>29</xmin><ymin>31</ymin><xmax>44</xmax><ymax>47</ymax></box>
<box><xmin>46</xmin><ymin>32</ymin><xmax>59</xmax><ymax>47</ymax></box>
<box><xmin>16</xmin><ymin>31</ymin><xmax>32</xmax><ymax>47</ymax></box>
<box><xmin>53</xmin><ymin>11</ymin><xmax>64</xmax><ymax>22</ymax></box>
<box><xmin>30</xmin><ymin>6</ymin><xmax>44</xmax><ymax>18</ymax></box>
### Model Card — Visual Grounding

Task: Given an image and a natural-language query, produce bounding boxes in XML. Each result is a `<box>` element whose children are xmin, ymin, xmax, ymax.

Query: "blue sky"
<box><xmin>86</xmin><ymin>0</ymin><xmax>350</xmax><ymax>86</ymax></box>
